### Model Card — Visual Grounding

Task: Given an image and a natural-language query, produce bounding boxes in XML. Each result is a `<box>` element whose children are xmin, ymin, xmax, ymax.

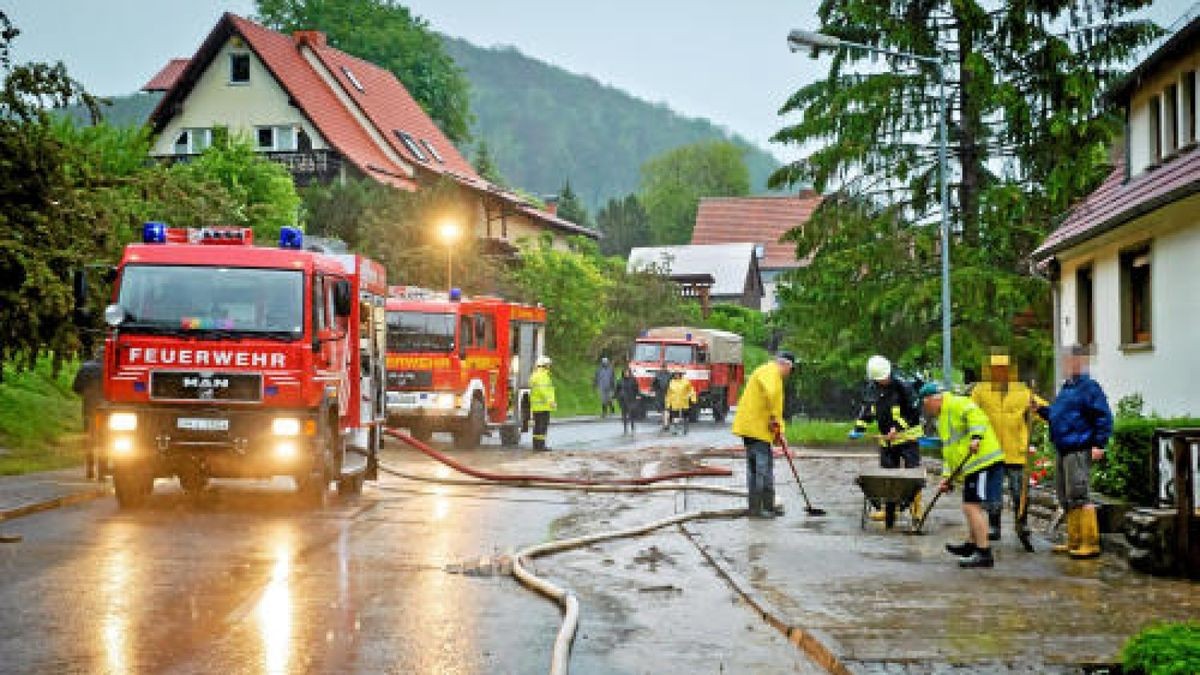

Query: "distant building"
<box><xmin>627</xmin><ymin>243</ymin><xmax>764</xmax><ymax>312</ymax></box>
<box><xmin>142</xmin><ymin>12</ymin><xmax>595</xmax><ymax>251</ymax></box>
<box><xmin>1034</xmin><ymin>12</ymin><xmax>1200</xmax><ymax>416</ymax></box>
<box><xmin>691</xmin><ymin>193</ymin><xmax>822</xmax><ymax>311</ymax></box>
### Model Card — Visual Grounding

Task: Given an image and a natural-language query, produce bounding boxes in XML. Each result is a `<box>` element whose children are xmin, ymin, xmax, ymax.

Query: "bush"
<box><xmin>705</xmin><ymin>304</ymin><xmax>768</xmax><ymax>347</ymax></box>
<box><xmin>1121</xmin><ymin>621</ymin><xmax>1200</xmax><ymax>675</ymax></box>
<box><xmin>1091</xmin><ymin>417</ymin><xmax>1200</xmax><ymax>505</ymax></box>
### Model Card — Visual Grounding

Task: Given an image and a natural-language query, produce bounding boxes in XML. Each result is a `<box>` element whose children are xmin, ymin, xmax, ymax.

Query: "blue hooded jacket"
<box><xmin>1040</xmin><ymin>374</ymin><xmax>1113</xmax><ymax>453</ymax></box>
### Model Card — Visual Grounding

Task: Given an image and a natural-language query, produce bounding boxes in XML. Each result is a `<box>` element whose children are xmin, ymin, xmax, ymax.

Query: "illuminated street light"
<box><xmin>787</xmin><ymin>29</ymin><xmax>953</xmax><ymax>388</ymax></box>
<box><xmin>438</xmin><ymin>222</ymin><xmax>461</xmax><ymax>292</ymax></box>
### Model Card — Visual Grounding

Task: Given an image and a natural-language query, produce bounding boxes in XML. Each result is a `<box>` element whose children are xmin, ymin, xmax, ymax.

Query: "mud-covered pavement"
<box><xmin>1</xmin><ymin>416</ymin><xmax>1195</xmax><ymax>674</ymax></box>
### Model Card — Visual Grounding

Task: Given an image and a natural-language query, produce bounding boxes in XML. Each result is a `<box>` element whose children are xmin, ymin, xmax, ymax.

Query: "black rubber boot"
<box><xmin>958</xmin><ymin>547</ymin><xmax>994</xmax><ymax>568</ymax></box>
<box><xmin>747</xmin><ymin>492</ymin><xmax>762</xmax><ymax>518</ymax></box>
<box><xmin>988</xmin><ymin>508</ymin><xmax>1002</xmax><ymax>541</ymax></box>
<box><xmin>764</xmin><ymin>489</ymin><xmax>785</xmax><ymax>516</ymax></box>
<box><xmin>945</xmin><ymin>541</ymin><xmax>976</xmax><ymax>557</ymax></box>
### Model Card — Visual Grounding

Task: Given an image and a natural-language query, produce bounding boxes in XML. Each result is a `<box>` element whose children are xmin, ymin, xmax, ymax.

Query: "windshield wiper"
<box><xmin>120</xmin><ymin>323</ymin><xmax>196</xmax><ymax>338</ymax></box>
<box><xmin>253</xmin><ymin>330</ymin><xmax>302</xmax><ymax>342</ymax></box>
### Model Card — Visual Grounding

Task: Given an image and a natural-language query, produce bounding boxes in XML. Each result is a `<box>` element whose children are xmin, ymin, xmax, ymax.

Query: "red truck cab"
<box><xmin>99</xmin><ymin>223</ymin><xmax>387</xmax><ymax>507</ymax></box>
<box><xmin>628</xmin><ymin>327</ymin><xmax>744</xmax><ymax>422</ymax></box>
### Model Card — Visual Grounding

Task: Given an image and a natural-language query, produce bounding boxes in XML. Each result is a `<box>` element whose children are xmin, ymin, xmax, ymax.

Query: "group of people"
<box><xmin>733</xmin><ymin>346</ymin><xmax>1113</xmax><ymax>570</ymax></box>
<box><xmin>594</xmin><ymin>357</ymin><xmax>697</xmax><ymax>434</ymax></box>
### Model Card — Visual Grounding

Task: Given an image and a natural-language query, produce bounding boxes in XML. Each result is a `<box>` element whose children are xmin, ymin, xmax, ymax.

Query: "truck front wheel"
<box><xmin>453</xmin><ymin>398</ymin><xmax>485</xmax><ymax>449</ymax></box>
<box><xmin>113</xmin><ymin>466</ymin><xmax>154</xmax><ymax>509</ymax></box>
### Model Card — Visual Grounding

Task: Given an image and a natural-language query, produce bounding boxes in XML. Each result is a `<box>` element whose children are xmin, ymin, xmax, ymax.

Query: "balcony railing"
<box><xmin>154</xmin><ymin>149</ymin><xmax>343</xmax><ymax>186</ymax></box>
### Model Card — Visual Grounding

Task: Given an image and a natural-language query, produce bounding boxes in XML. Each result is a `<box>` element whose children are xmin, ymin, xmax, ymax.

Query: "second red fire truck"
<box><xmin>384</xmin><ymin>287</ymin><xmax>546</xmax><ymax>448</ymax></box>
<box><xmin>628</xmin><ymin>326</ymin><xmax>744</xmax><ymax>422</ymax></box>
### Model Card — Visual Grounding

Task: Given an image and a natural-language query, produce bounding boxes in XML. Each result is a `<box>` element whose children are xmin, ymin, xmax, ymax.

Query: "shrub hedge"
<box><xmin>1091</xmin><ymin>417</ymin><xmax>1200</xmax><ymax>505</ymax></box>
<box><xmin>1120</xmin><ymin>621</ymin><xmax>1200</xmax><ymax>675</ymax></box>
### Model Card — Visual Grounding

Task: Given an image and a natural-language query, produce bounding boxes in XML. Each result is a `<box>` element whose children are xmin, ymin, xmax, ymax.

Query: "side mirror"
<box><xmin>334</xmin><ymin>279</ymin><xmax>352</xmax><ymax>318</ymax></box>
<box><xmin>104</xmin><ymin>304</ymin><xmax>126</xmax><ymax>328</ymax></box>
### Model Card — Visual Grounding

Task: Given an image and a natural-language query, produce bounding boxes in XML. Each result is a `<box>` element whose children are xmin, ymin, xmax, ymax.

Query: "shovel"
<box><xmin>774</xmin><ymin>431</ymin><xmax>826</xmax><ymax>516</ymax></box>
<box><xmin>911</xmin><ymin>443</ymin><xmax>975</xmax><ymax>534</ymax></box>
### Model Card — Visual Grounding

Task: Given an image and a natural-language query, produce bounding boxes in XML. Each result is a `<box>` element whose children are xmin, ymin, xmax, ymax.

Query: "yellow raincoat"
<box><xmin>732</xmin><ymin>362</ymin><xmax>785</xmax><ymax>443</ymax></box>
<box><xmin>971</xmin><ymin>382</ymin><xmax>1047</xmax><ymax>464</ymax></box>
<box><xmin>665</xmin><ymin>377</ymin><xmax>697</xmax><ymax>412</ymax></box>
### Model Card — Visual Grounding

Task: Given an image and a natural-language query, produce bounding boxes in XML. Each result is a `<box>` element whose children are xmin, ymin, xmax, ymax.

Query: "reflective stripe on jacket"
<box><xmin>665</xmin><ymin>378</ymin><xmax>697</xmax><ymax>411</ymax></box>
<box><xmin>529</xmin><ymin>366</ymin><xmax>556</xmax><ymax>412</ymax></box>
<box><xmin>732</xmin><ymin>362</ymin><xmax>785</xmax><ymax>443</ymax></box>
<box><xmin>938</xmin><ymin>392</ymin><xmax>1003</xmax><ymax>480</ymax></box>
<box><xmin>971</xmin><ymin>382</ymin><xmax>1047</xmax><ymax>464</ymax></box>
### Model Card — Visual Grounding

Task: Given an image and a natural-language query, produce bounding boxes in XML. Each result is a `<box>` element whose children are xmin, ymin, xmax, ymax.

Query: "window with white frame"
<box><xmin>255</xmin><ymin>125</ymin><xmax>298</xmax><ymax>152</ymax></box>
<box><xmin>173</xmin><ymin>128</ymin><xmax>212</xmax><ymax>155</ymax></box>
<box><xmin>1165</xmin><ymin>83</ymin><xmax>1179</xmax><ymax>155</ymax></box>
<box><xmin>229</xmin><ymin>53</ymin><xmax>250</xmax><ymax>84</ymax></box>
<box><xmin>1120</xmin><ymin>244</ymin><xmax>1152</xmax><ymax>347</ymax></box>
<box><xmin>1183</xmin><ymin>71</ymin><xmax>1197</xmax><ymax>146</ymax></box>
<box><xmin>1150</xmin><ymin>95</ymin><xmax>1162</xmax><ymax>163</ymax></box>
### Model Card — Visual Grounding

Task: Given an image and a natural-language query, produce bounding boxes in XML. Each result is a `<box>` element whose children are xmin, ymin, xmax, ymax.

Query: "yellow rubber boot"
<box><xmin>869</xmin><ymin>509</ymin><xmax>886</xmax><ymax>522</ymax></box>
<box><xmin>910</xmin><ymin>492</ymin><xmax>923</xmax><ymax>524</ymax></box>
<box><xmin>1053</xmin><ymin>509</ymin><xmax>1080</xmax><ymax>554</ymax></box>
<box><xmin>1070</xmin><ymin>507</ymin><xmax>1101</xmax><ymax>559</ymax></box>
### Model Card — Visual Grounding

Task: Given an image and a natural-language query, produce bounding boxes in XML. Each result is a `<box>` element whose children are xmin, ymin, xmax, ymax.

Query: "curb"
<box><xmin>0</xmin><ymin>486</ymin><xmax>109</xmax><ymax>523</ymax></box>
<box><xmin>678</xmin><ymin>522</ymin><xmax>853</xmax><ymax>675</ymax></box>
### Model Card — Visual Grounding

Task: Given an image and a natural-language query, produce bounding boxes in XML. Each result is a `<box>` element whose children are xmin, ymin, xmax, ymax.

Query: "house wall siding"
<box><xmin>151</xmin><ymin>38</ymin><xmax>326</xmax><ymax>156</ymax></box>
<box><xmin>1055</xmin><ymin>193</ymin><xmax>1200</xmax><ymax>417</ymax></box>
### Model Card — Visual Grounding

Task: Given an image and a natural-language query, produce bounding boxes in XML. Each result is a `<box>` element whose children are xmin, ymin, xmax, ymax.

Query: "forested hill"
<box><xmin>443</xmin><ymin>37</ymin><xmax>780</xmax><ymax>208</ymax></box>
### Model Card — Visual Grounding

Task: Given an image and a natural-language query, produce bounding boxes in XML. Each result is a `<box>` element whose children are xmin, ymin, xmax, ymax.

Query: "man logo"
<box><xmin>182</xmin><ymin>377</ymin><xmax>230</xmax><ymax>389</ymax></box>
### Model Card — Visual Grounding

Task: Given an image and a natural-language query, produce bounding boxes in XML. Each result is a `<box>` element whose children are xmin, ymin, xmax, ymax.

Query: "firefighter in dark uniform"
<box><xmin>853</xmin><ymin>354</ymin><xmax>923</xmax><ymax>527</ymax></box>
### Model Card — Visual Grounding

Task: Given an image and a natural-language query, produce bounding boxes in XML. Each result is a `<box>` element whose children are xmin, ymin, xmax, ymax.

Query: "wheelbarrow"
<box><xmin>854</xmin><ymin>467</ymin><xmax>927</xmax><ymax>531</ymax></box>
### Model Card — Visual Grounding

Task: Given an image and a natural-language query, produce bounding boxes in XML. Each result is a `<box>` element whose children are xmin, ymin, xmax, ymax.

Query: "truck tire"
<box><xmin>454</xmin><ymin>398</ymin><xmax>485</xmax><ymax>449</ymax></box>
<box><xmin>113</xmin><ymin>467</ymin><xmax>153</xmax><ymax>509</ymax></box>
<box><xmin>712</xmin><ymin>394</ymin><xmax>729</xmax><ymax>423</ymax></box>
<box><xmin>296</xmin><ymin>428</ymin><xmax>334</xmax><ymax>507</ymax></box>
<box><xmin>178</xmin><ymin>468</ymin><xmax>209</xmax><ymax>497</ymax></box>
<box><xmin>410</xmin><ymin>423</ymin><xmax>433</xmax><ymax>443</ymax></box>
<box><xmin>499</xmin><ymin>424</ymin><xmax>521</xmax><ymax>447</ymax></box>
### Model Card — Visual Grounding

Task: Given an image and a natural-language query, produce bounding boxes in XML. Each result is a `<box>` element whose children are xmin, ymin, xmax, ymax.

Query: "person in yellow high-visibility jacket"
<box><xmin>529</xmin><ymin>356</ymin><xmax>556</xmax><ymax>451</ymax></box>
<box><xmin>663</xmin><ymin>371</ymin><xmax>697</xmax><ymax>433</ymax></box>
<box><xmin>732</xmin><ymin>352</ymin><xmax>794</xmax><ymax>518</ymax></box>
<box><xmin>970</xmin><ymin>352</ymin><xmax>1048</xmax><ymax>551</ymax></box>
<box><xmin>921</xmin><ymin>383</ymin><xmax>1005</xmax><ymax>568</ymax></box>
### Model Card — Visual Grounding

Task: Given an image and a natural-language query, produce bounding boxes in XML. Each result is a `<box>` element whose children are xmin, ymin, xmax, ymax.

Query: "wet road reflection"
<box><xmin>101</xmin><ymin>544</ymin><xmax>135</xmax><ymax>675</ymax></box>
<box><xmin>256</xmin><ymin>532</ymin><xmax>293</xmax><ymax>675</ymax></box>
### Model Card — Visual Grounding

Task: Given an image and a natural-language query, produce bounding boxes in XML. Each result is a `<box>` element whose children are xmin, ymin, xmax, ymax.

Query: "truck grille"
<box><xmin>150</xmin><ymin>372</ymin><xmax>262</xmax><ymax>402</ymax></box>
<box><xmin>388</xmin><ymin>369</ymin><xmax>433</xmax><ymax>389</ymax></box>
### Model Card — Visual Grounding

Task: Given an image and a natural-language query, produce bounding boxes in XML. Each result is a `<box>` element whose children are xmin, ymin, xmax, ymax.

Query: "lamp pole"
<box><xmin>787</xmin><ymin>30</ymin><xmax>953</xmax><ymax>387</ymax></box>
<box><xmin>438</xmin><ymin>222</ymin><xmax>461</xmax><ymax>292</ymax></box>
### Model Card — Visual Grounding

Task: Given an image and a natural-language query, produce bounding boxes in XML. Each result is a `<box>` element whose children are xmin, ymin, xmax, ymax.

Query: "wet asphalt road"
<box><xmin>0</xmin><ymin>417</ymin><xmax>819</xmax><ymax>674</ymax></box>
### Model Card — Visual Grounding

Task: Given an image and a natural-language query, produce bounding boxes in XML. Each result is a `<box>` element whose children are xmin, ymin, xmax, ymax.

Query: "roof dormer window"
<box><xmin>229</xmin><ymin>52</ymin><xmax>250</xmax><ymax>84</ymax></box>
<box><xmin>421</xmin><ymin>139</ymin><xmax>444</xmax><ymax>163</ymax></box>
<box><xmin>341</xmin><ymin>66</ymin><xmax>365</xmax><ymax>93</ymax></box>
<box><xmin>394</xmin><ymin>130</ymin><xmax>427</xmax><ymax>162</ymax></box>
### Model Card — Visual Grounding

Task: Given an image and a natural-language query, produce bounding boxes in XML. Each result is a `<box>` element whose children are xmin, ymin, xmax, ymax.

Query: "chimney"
<box><xmin>293</xmin><ymin>30</ymin><xmax>327</xmax><ymax>49</ymax></box>
<box><xmin>543</xmin><ymin>196</ymin><xmax>559</xmax><ymax>216</ymax></box>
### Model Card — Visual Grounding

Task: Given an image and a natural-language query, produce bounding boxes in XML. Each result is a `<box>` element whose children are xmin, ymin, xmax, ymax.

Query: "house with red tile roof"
<box><xmin>1033</xmin><ymin>10</ymin><xmax>1200</xmax><ymax>416</ymax></box>
<box><xmin>142</xmin><ymin>13</ymin><xmax>595</xmax><ymax>251</ymax></box>
<box><xmin>691</xmin><ymin>193</ymin><xmax>822</xmax><ymax>311</ymax></box>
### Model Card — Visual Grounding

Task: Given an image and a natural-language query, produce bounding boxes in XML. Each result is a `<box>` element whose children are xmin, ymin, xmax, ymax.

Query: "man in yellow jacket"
<box><xmin>733</xmin><ymin>352</ymin><xmax>794</xmax><ymax>518</ymax></box>
<box><xmin>970</xmin><ymin>353</ymin><xmax>1047</xmax><ymax>551</ymax></box>
<box><xmin>921</xmin><ymin>383</ymin><xmax>1005</xmax><ymax>568</ymax></box>
<box><xmin>529</xmin><ymin>356</ymin><xmax>556</xmax><ymax>451</ymax></box>
<box><xmin>663</xmin><ymin>371</ymin><xmax>698</xmax><ymax>433</ymax></box>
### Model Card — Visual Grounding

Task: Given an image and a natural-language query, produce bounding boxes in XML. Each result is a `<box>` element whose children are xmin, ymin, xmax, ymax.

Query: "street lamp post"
<box><xmin>438</xmin><ymin>222</ymin><xmax>461</xmax><ymax>292</ymax></box>
<box><xmin>787</xmin><ymin>30</ymin><xmax>954</xmax><ymax>388</ymax></box>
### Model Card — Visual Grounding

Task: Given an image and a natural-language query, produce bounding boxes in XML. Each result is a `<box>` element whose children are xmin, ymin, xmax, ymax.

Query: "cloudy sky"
<box><xmin>5</xmin><ymin>0</ymin><xmax>1194</xmax><ymax>159</ymax></box>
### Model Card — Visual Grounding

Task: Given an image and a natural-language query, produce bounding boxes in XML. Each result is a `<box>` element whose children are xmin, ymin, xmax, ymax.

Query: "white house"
<box><xmin>1034</xmin><ymin>13</ymin><xmax>1200</xmax><ymax>417</ymax></box>
<box><xmin>628</xmin><ymin>243</ymin><xmax>764</xmax><ymax>311</ymax></box>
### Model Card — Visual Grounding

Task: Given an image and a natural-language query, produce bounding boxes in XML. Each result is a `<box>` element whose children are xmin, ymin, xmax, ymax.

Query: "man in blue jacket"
<box><xmin>1037</xmin><ymin>345</ymin><xmax>1112</xmax><ymax>559</ymax></box>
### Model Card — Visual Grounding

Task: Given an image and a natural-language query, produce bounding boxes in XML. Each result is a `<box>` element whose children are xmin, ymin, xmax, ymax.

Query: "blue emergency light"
<box><xmin>449</xmin><ymin>287</ymin><xmax>463</xmax><ymax>302</ymax></box>
<box><xmin>279</xmin><ymin>226</ymin><xmax>304</xmax><ymax>250</ymax></box>
<box><xmin>142</xmin><ymin>221</ymin><xmax>167</xmax><ymax>244</ymax></box>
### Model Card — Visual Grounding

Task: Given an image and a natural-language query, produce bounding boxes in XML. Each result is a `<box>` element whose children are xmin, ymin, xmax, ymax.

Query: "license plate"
<box><xmin>177</xmin><ymin>417</ymin><xmax>230</xmax><ymax>432</ymax></box>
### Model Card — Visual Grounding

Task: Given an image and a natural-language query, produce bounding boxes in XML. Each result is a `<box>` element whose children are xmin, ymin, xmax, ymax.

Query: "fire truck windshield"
<box><xmin>632</xmin><ymin>343</ymin><xmax>662</xmax><ymax>362</ymax></box>
<box><xmin>386</xmin><ymin>311</ymin><xmax>456</xmax><ymax>352</ymax></box>
<box><xmin>663</xmin><ymin>344</ymin><xmax>696</xmax><ymax>364</ymax></box>
<box><xmin>115</xmin><ymin>265</ymin><xmax>304</xmax><ymax>337</ymax></box>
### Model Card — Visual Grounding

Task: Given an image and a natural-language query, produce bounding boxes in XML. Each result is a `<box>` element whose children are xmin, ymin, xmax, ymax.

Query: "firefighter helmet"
<box><xmin>536</xmin><ymin>355</ymin><xmax>552</xmax><ymax>368</ymax></box>
<box><xmin>866</xmin><ymin>355</ymin><xmax>891</xmax><ymax>381</ymax></box>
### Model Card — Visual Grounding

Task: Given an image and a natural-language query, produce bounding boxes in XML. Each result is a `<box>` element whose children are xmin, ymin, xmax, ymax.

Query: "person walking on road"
<box><xmin>921</xmin><ymin>383</ymin><xmax>1006</xmax><ymax>568</ymax></box>
<box><xmin>852</xmin><ymin>355</ymin><xmax>924</xmax><ymax>526</ymax></box>
<box><xmin>663</xmin><ymin>370</ymin><xmax>697</xmax><ymax>434</ymax></box>
<box><xmin>1036</xmin><ymin>345</ymin><xmax>1112</xmax><ymax>559</ymax></box>
<box><xmin>616</xmin><ymin>366</ymin><xmax>639</xmax><ymax>434</ymax></box>
<box><xmin>970</xmin><ymin>352</ymin><xmax>1047</xmax><ymax>551</ymax></box>
<box><xmin>72</xmin><ymin>350</ymin><xmax>105</xmax><ymax>480</ymax></box>
<box><xmin>732</xmin><ymin>352</ymin><xmax>795</xmax><ymax>518</ymax></box>
<box><xmin>594</xmin><ymin>357</ymin><xmax>615</xmax><ymax>418</ymax></box>
<box><xmin>530</xmin><ymin>356</ymin><xmax>556</xmax><ymax>451</ymax></box>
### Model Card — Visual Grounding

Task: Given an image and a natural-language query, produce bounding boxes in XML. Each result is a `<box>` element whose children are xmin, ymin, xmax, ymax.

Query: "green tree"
<box><xmin>256</xmin><ymin>0</ymin><xmax>473</xmax><ymax>143</ymax></box>
<box><xmin>555</xmin><ymin>179</ymin><xmax>592</xmax><ymax>229</ymax></box>
<box><xmin>770</xmin><ymin>0</ymin><xmax>1160</xmax><ymax>385</ymax></box>
<box><xmin>639</xmin><ymin>140</ymin><xmax>750</xmax><ymax>245</ymax></box>
<box><xmin>595</xmin><ymin>194</ymin><xmax>650</xmax><ymax>257</ymax></box>
<box><xmin>472</xmin><ymin>138</ymin><xmax>505</xmax><ymax>186</ymax></box>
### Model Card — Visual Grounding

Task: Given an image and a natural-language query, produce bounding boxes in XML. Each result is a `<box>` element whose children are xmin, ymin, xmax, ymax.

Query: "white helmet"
<box><xmin>866</xmin><ymin>355</ymin><xmax>891</xmax><ymax>381</ymax></box>
<box><xmin>536</xmin><ymin>355</ymin><xmax>552</xmax><ymax>367</ymax></box>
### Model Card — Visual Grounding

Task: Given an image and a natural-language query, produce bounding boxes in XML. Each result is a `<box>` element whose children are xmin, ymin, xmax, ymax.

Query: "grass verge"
<box><xmin>785</xmin><ymin>418</ymin><xmax>872</xmax><ymax>448</ymax></box>
<box><xmin>0</xmin><ymin>358</ymin><xmax>85</xmax><ymax>475</ymax></box>
<box><xmin>549</xmin><ymin>358</ymin><xmax>602</xmax><ymax>418</ymax></box>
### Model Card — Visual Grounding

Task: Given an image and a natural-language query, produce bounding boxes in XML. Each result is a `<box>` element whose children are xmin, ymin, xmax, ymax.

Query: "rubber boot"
<box><xmin>1070</xmin><ymin>507</ymin><xmax>1101</xmax><ymax>559</ymax></box>
<box><xmin>748</xmin><ymin>492</ymin><xmax>762</xmax><ymax>518</ymax></box>
<box><xmin>958</xmin><ymin>547</ymin><xmax>994</xmax><ymax>568</ymax></box>
<box><xmin>869</xmin><ymin>509</ymin><xmax>886</xmax><ymax>522</ymax></box>
<box><xmin>764</xmin><ymin>489</ymin><xmax>785</xmax><ymax>516</ymax></box>
<box><xmin>987</xmin><ymin>507</ymin><xmax>1002</xmax><ymax>541</ymax></box>
<box><xmin>909</xmin><ymin>492</ymin><xmax>923</xmax><ymax>525</ymax></box>
<box><xmin>1053</xmin><ymin>508</ymin><xmax>1080</xmax><ymax>554</ymax></box>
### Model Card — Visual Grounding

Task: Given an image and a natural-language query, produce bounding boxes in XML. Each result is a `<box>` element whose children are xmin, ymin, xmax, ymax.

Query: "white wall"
<box><xmin>151</xmin><ymin>37</ymin><xmax>326</xmax><ymax>155</ymax></box>
<box><xmin>1056</xmin><ymin>194</ymin><xmax>1200</xmax><ymax>417</ymax></box>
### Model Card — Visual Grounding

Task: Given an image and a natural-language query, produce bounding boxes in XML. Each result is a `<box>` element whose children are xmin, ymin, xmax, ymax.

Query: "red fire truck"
<box><xmin>384</xmin><ymin>287</ymin><xmax>546</xmax><ymax>448</ymax></box>
<box><xmin>628</xmin><ymin>327</ymin><xmax>744</xmax><ymax>422</ymax></box>
<box><xmin>97</xmin><ymin>223</ymin><xmax>388</xmax><ymax>507</ymax></box>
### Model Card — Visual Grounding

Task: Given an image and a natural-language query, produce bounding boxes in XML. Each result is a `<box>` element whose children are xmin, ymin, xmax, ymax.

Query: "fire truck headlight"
<box><xmin>435</xmin><ymin>393</ymin><xmax>456</xmax><ymax>409</ymax></box>
<box><xmin>271</xmin><ymin>417</ymin><xmax>302</xmax><ymax>436</ymax></box>
<box><xmin>274</xmin><ymin>441</ymin><xmax>298</xmax><ymax>459</ymax></box>
<box><xmin>111</xmin><ymin>436</ymin><xmax>134</xmax><ymax>456</ymax></box>
<box><xmin>108</xmin><ymin>412</ymin><xmax>138</xmax><ymax>432</ymax></box>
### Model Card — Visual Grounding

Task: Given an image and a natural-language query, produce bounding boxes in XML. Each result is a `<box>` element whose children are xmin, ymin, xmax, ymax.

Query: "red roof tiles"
<box><xmin>141</xmin><ymin>58</ymin><xmax>190</xmax><ymax>92</ymax></box>
<box><xmin>1035</xmin><ymin>147</ymin><xmax>1200</xmax><ymax>259</ymax></box>
<box><xmin>691</xmin><ymin>194</ymin><xmax>822</xmax><ymax>269</ymax></box>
